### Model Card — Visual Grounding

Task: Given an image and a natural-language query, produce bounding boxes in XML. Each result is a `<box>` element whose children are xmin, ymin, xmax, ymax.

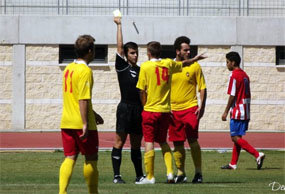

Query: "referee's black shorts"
<box><xmin>116</xmin><ymin>102</ymin><xmax>143</xmax><ymax>134</ymax></box>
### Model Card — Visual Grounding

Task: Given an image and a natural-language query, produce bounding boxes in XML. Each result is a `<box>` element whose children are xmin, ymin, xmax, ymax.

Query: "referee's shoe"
<box><xmin>192</xmin><ymin>173</ymin><xmax>203</xmax><ymax>183</ymax></box>
<box><xmin>113</xmin><ymin>175</ymin><xmax>125</xmax><ymax>184</ymax></box>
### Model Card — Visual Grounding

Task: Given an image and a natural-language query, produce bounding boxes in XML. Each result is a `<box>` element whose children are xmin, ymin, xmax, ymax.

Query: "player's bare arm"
<box><xmin>93</xmin><ymin>110</ymin><xmax>104</xmax><ymax>125</ymax></box>
<box><xmin>196</xmin><ymin>89</ymin><xmax>207</xmax><ymax>119</ymax></box>
<box><xmin>222</xmin><ymin>95</ymin><xmax>235</xmax><ymax>121</ymax></box>
<box><xmin>139</xmin><ymin>90</ymin><xmax>147</xmax><ymax>106</ymax></box>
<box><xmin>193</xmin><ymin>52</ymin><xmax>207</xmax><ymax>61</ymax></box>
<box><xmin>79</xmin><ymin>99</ymin><xmax>89</xmax><ymax>140</ymax></box>
<box><xmin>182</xmin><ymin>52</ymin><xmax>207</xmax><ymax>67</ymax></box>
<box><xmin>114</xmin><ymin>16</ymin><xmax>124</xmax><ymax>57</ymax></box>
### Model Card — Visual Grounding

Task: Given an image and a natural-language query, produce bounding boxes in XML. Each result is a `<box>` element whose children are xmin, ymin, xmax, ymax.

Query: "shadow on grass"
<box><xmin>155</xmin><ymin>181</ymin><xmax>243</xmax><ymax>184</ymax></box>
<box><xmin>202</xmin><ymin>182</ymin><xmax>243</xmax><ymax>184</ymax></box>
<box><xmin>245</xmin><ymin>167</ymin><xmax>282</xmax><ymax>170</ymax></box>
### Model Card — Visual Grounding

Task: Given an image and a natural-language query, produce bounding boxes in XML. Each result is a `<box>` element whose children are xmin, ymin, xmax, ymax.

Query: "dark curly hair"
<box><xmin>174</xmin><ymin>36</ymin><xmax>191</xmax><ymax>51</ymax></box>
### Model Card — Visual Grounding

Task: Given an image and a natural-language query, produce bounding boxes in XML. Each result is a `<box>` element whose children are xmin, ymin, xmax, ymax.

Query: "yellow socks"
<box><xmin>59</xmin><ymin>158</ymin><xmax>75</xmax><ymax>194</ymax></box>
<box><xmin>144</xmin><ymin>150</ymin><xmax>155</xmax><ymax>180</ymax></box>
<box><xmin>173</xmin><ymin>145</ymin><xmax>185</xmax><ymax>176</ymax></box>
<box><xmin>83</xmin><ymin>160</ymin><xmax>99</xmax><ymax>194</ymax></box>
<box><xmin>59</xmin><ymin>158</ymin><xmax>98</xmax><ymax>194</ymax></box>
<box><xmin>161</xmin><ymin>143</ymin><xmax>173</xmax><ymax>175</ymax></box>
<box><xmin>190</xmin><ymin>141</ymin><xmax>202</xmax><ymax>174</ymax></box>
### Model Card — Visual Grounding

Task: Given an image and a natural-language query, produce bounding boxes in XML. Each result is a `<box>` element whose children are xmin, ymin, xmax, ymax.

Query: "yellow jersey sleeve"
<box><xmin>136</xmin><ymin>62</ymin><xmax>147</xmax><ymax>91</ymax></box>
<box><xmin>78</xmin><ymin>68</ymin><xmax>92</xmax><ymax>100</ymax></box>
<box><xmin>159</xmin><ymin>58</ymin><xmax>183</xmax><ymax>74</ymax></box>
<box><xmin>170</xmin><ymin>59</ymin><xmax>183</xmax><ymax>74</ymax></box>
<box><xmin>196</xmin><ymin>64</ymin><xmax>206</xmax><ymax>92</ymax></box>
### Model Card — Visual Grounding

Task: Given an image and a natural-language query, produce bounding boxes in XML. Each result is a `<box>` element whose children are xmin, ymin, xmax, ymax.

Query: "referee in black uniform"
<box><xmin>112</xmin><ymin>16</ymin><xmax>144</xmax><ymax>184</ymax></box>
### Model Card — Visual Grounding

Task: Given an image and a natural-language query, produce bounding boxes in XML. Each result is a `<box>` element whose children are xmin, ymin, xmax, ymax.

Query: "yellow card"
<box><xmin>113</xmin><ymin>9</ymin><xmax>122</xmax><ymax>17</ymax></box>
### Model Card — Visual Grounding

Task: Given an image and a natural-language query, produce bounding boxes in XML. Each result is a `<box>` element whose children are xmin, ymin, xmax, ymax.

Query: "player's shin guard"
<box><xmin>131</xmin><ymin>149</ymin><xmax>144</xmax><ymax>177</ymax></box>
<box><xmin>237</xmin><ymin>138</ymin><xmax>259</xmax><ymax>158</ymax></box>
<box><xmin>144</xmin><ymin>150</ymin><xmax>155</xmax><ymax>180</ymax></box>
<box><xmin>161</xmin><ymin>143</ymin><xmax>174</xmax><ymax>176</ymax></box>
<box><xmin>111</xmin><ymin>147</ymin><xmax>122</xmax><ymax>176</ymax></box>
<box><xmin>189</xmin><ymin>141</ymin><xmax>202</xmax><ymax>174</ymax></box>
<box><xmin>230</xmin><ymin>143</ymin><xmax>241</xmax><ymax>165</ymax></box>
<box><xmin>59</xmin><ymin>158</ymin><xmax>75</xmax><ymax>194</ymax></box>
<box><xmin>173</xmin><ymin>145</ymin><xmax>185</xmax><ymax>176</ymax></box>
<box><xmin>84</xmin><ymin>160</ymin><xmax>99</xmax><ymax>194</ymax></box>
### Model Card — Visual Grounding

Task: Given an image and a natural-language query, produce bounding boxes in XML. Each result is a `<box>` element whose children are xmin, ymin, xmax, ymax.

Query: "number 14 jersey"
<box><xmin>136</xmin><ymin>58</ymin><xmax>182</xmax><ymax>113</ymax></box>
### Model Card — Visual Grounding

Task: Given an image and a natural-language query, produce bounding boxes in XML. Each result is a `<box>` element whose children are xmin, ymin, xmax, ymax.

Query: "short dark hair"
<box><xmin>174</xmin><ymin>36</ymin><xmax>191</xmax><ymax>51</ymax></box>
<box><xmin>147</xmin><ymin>41</ymin><xmax>161</xmax><ymax>58</ymax></box>
<box><xmin>74</xmin><ymin>35</ymin><xmax>95</xmax><ymax>58</ymax></box>
<box><xmin>226</xmin><ymin>51</ymin><xmax>241</xmax><ymax>67</ymax></box>
<box><xmin>124</xmin><ymin>42</ymin><xmax>138</xmax><ymax>56</ymax></box>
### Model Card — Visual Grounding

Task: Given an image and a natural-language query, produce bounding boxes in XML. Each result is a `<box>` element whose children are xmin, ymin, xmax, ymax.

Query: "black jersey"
<box><xmin>115</xmin><ymin>53</ymin><xmax>141</xmax><ymax>105</ymax></box>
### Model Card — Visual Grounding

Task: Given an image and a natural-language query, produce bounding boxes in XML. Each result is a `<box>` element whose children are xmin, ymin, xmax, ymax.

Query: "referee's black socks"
<box><xmin>111</xmin><ymin>147</ymin><xmax>122</xmax><ymax>176</ymax></box>
<box><xmin>131</xmin><ymin>149</ymin><xmax>144</xmax><ymax>178</ymax></box>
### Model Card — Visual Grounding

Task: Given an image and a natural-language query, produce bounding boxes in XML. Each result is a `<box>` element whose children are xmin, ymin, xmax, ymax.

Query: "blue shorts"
<box><xmin>230</xmin><ymin>119</ymin><xmax>249</xmax><ymax>136</ymax></box>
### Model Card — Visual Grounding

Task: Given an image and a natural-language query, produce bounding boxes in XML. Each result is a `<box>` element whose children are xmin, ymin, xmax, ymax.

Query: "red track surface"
<box><xmin>0</xmin><ymin>132</ymin><xmax>284</xmax><ymax>150</ymax></box>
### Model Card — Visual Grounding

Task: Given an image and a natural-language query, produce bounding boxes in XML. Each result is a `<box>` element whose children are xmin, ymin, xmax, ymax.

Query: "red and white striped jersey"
<box><xmin>227</xmin><ymin>68</ymin><xmax>251</xmax><ymax>120</ymax></box>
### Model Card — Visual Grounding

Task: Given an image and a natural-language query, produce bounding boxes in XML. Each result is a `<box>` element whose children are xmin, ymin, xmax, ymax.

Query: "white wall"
<box><xmin>0</xmin><ymin>16</ymin><xmax>284</xmax><ymax>46</ymax></box>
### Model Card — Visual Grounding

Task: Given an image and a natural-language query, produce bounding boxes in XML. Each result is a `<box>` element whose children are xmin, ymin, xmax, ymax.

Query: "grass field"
<box><xmin>0</xmin><ymin>150</ymin><xmax>284</xmax><ymax>194</ymax></box>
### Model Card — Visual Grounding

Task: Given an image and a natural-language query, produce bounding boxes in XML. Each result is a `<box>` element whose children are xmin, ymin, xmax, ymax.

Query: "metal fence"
<box><xmin>0</xmin><ymin>0</ymin><xmax>284</xmax><ymax>16</ymax></box>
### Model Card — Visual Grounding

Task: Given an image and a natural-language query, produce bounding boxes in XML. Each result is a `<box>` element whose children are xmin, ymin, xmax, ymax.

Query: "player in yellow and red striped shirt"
<box><xmin>59</xmin><ymin>35</ymin><xmax>103</xmax><ymax>194</ymax></box>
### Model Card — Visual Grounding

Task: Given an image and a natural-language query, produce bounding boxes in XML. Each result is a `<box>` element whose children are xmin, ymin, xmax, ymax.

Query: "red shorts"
<box><xmin>141</xmin><ymin>111</ymin><xmax>171</xmax><ymax>143</ymax></box>
<box><xmin>61</xmin><ymin>129</ymin><xmax>99</xmax><ymax>156</ymax></box>
<box><xmin>169</xmin><ymin>106</ymin><xmax>199</xmax><ymax>142</ymax></box>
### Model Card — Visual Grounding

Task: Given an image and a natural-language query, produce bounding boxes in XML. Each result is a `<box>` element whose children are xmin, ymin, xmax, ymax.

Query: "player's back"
<box><xmin>62</xmin><ymin>62</ymin><xmax>93</xmax><ymax>103</ymax></box>
<box><xmin>138</xmin><ymin>58</ymin><xmax>182</xmax><ymax>113</ymax></box>
<box><xmin>61</xmin><ymin>61</ymin><xmax>97</xmax><ymax>130</ymax></box>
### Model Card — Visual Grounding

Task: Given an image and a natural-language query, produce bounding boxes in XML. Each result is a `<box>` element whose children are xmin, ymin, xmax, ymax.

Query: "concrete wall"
<box><xmin>0</xmin><ymin>15</ymin><xmax>284</xmax><ymax>131</ymax></box>
<box><xmin>0</xmin><ymin>45</ymin><xmax>12</xmax><ymax>130</ymax></box>
<box><xmin>0</xmin><ymin>16</ymin><xmax>284</xmax><ymax>45</ymax></box>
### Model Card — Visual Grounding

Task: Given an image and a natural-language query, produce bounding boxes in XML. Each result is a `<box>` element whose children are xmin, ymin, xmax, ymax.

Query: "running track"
<box><xmin>0</xmin><ymin>132</ymin><xmax>284</xmax><ymax>150</ymax></box>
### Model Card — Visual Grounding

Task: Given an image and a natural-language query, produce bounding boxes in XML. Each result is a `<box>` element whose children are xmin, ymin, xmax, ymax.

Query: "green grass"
<box><xmin>0</xmin><ymin>150</ymin><xmax>284</xmax><ymax>194</ymax></box>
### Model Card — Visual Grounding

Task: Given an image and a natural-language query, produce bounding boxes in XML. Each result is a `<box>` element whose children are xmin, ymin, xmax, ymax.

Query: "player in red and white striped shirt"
<box><xmin>227</xmin><ymin>66</ymin><xmax>251</xmax><ymax>120</ymax></box>
<box><xmin>221</xmin><ymin>51</ymin><xmax>265</xmax><ymax>170</ymax></box>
